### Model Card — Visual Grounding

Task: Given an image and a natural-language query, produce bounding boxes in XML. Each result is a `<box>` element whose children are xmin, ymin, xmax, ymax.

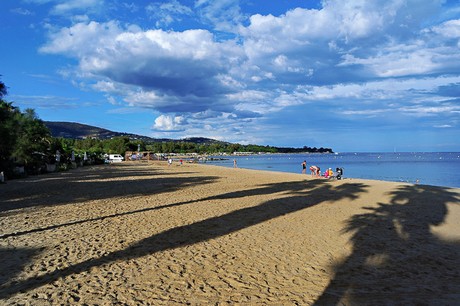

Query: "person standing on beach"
<box><xmin>301</xmin><ymin>160</ymin><xmax>307</xmax><ymax>174</ymax></box>
<box><xmin>233</xmin><ymin>159</ymin><xmax>238</xmax><ymax>168</ymax></box>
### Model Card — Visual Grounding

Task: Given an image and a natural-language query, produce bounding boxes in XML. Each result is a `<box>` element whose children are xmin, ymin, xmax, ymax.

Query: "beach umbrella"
<box><xmin>84</xmin><ymin>152</ymin><xmax>88</xmax><ymax>161</ymax></box>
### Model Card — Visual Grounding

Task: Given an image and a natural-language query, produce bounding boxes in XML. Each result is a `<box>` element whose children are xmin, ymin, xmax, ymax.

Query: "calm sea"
<box><xmin>203</xmin><ymin>152</ymin><xmax>460</xmax><ymax>188</ymax></box>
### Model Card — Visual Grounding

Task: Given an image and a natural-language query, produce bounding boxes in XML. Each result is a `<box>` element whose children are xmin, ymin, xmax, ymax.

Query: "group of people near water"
<box><xmin>301</xmin><ymin>160</ymin><xmax>343</xmax><ymax>179</ymax></box>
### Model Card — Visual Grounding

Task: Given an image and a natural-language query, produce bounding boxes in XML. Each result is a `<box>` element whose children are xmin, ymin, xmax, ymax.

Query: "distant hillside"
<box><xmin>44</xmin><ymin>121</ymin><xmax>227</xmax><ymax>145</ymax></box>
<box><xmin>44</xmin><ymin>121</ymin><xmax>332</xmax><ymax>152</ymax></box>
<box><xmin>45</xmin><ymin>121</ymin><xmax>122</xmax><ymax>139</ymax></box>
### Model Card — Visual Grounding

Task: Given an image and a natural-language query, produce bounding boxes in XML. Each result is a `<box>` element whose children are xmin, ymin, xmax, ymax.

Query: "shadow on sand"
<box><xmin>0</xmin><ymin>177</ymin><xmax>368</xmax><ymax>299</ymax></box>
<box><xmin>0</xmin><ymin>163</ymin><xmax>215</xmax><ymax>213</ymax></box>
<box><xmin>0</xmin><ymin>163</ymin><xmax>218</xmax><ymax>297</ymax></box>
<box><xmin>313</xmin><ymin>184</ymin><xmax>460</xmax><ymax>305</ymax></box>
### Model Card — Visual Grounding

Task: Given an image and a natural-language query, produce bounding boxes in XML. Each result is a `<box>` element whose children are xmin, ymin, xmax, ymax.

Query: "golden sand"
<box><xmin>1</xmin><ymin>161</ymin><xmax>459</xmax><ymax>305</ymax></box>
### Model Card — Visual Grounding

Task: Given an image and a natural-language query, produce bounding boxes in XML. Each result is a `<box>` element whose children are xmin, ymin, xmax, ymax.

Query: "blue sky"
<box><xmin>1</xmin><ymin>0</ymin><xmax>460</xmax><ymax>152</ymax></box>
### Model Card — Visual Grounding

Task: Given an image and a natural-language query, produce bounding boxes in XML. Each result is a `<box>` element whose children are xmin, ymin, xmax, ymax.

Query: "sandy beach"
<box><xmin>1</xmin><ymin>161</ymin><xmax>459</xmax><ymax>305</ymax></box>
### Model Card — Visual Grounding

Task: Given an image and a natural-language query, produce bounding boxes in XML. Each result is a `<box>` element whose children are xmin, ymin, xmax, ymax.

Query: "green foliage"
<box><xmin>125</xmin><ymin>140</ymin><xmax>281</xmax><ymax>154</ymax></box>
<box><xmin>0</xmin><ymin>81</ymin><xmax>52</xmax><ymax>176</ymax></box>
<box><xmin>0</xmin><ymin>80</ymin><xmax>18</xmax><ymax>168</ymax></box>
<box><xmin>0</xmin><ymin>78</ymin><xmax>7</xmax><ymax>98</ymax></box>
<box><xmin>103</xmin><ymin>136</ymin><xmax>130</xmax><ymax>154</ymax></box>
<box><xmin>0</xmin><ymin>101</ymin><xmax>20</xmax><ymax>167</ymax></box>
<box><xmin>67</xmin><ymin>137</ymin><xmax>330</xmax><ymax>156</ymax></box>
<box><xmin>12</xmin><ymin>109</ymin><xmax>51</xmax><ymax>166</ymax></box>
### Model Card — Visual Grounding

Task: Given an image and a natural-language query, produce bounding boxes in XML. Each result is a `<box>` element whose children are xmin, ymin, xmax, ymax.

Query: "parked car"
<box><xmin>107</xmin><ymin>154</ymin><xmax>124</xmax><ymax>163</ymax></box>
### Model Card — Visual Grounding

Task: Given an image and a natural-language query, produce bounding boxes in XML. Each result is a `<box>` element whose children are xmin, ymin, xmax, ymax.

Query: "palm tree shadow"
<box><xmin>0</xmin><ymin>247</ymin><xmax>41</xmax><ymax>290</ymax></box>
<box><xmin>0</xmin><ymin>180</ymin><xmax>368</xmax><ymax>299</ymax></box>
<box><xmin>0</xmin><ymin>164</ymin><xmax>217</xmax><ymax>213</ymax></box>
<box><xmin>314</xmin><ymin>185</ymin><xmax>460</xmax><ymax>305</ymax></box>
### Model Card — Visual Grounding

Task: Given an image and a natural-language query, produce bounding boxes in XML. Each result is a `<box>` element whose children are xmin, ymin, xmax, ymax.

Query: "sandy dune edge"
<box><xmin>1</xmin><ymin>162</ymin><xmax>459</xmax><ymax>305</ymax></box>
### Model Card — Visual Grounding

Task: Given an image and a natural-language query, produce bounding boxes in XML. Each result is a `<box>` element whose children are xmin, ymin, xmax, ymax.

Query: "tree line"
<box><xmin>0</xmin><ymin>79</ymin><xmax>332</xmax><ymax>179</ymax></box>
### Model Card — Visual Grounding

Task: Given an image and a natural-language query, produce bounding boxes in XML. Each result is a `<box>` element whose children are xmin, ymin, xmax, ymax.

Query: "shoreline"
<box><xmin>1</xmin><ymin>161</ymin><xmax>459</xmax><ymax>305</ymax></box>
<box><xmin>200</xmin><ymin>152</ymin><xmax>460</xmax><ymax>189</ymax></box>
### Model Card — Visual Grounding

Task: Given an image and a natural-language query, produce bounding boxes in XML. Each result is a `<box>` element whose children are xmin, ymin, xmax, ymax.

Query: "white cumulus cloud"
<box><xmin>152</xmin><ymin>114</ymin><xmax>186</xmax><ymax>131</ymax></box>
<box><xmin>35</xmin><ymin>0</ymin><xmax>460</xmax><ymax>145</ymax></box>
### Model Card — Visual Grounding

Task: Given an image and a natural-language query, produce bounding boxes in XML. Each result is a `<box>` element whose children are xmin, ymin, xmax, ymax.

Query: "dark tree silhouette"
<box><xmin>314</xmin><ymin>185</ymin><xmax>460</xmax><ymax>305</ymax></box>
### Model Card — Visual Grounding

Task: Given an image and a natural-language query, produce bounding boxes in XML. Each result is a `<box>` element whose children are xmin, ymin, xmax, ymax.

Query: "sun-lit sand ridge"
<box><xmin>1</xmin><ymin>161</ymin><xmax>459</xmax><ymax>305</ymax></box>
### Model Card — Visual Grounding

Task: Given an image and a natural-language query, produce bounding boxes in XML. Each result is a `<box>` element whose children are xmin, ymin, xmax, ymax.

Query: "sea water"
<box><xmin>203</xmin><ymin>152</ymin><xmax>460</xmax><ymax>188</ymax></box>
